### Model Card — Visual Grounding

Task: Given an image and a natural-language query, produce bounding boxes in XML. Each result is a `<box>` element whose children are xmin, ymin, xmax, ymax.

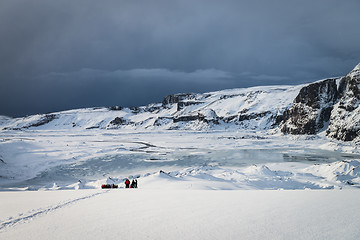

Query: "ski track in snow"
<box><xmin>0</xmin><ymin>191</ymin><xmax>108</xmax><ymax>231</ymax></box>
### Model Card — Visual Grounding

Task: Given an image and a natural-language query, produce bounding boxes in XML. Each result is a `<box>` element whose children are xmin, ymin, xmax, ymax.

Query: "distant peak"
<box><xmin>348</xmin><ymin>62</ymin><xmax>360</xmax><ymax>78</ymax></box>
<box><xmin>353</xmin><ymin>62</ymin><xmax>360</xmax><ymax>71</ymax></box>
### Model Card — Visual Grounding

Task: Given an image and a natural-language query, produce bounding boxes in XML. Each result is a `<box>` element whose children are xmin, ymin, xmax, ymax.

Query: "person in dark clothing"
<box><xmin>131</xmin><ymin>179</ymin><xmax>138</xmax><ymax>188</ymax></box>
<box><xmin>125</xmin><ymin>178</ymin><xmax>130</xmax><ymax>188</ymax></box>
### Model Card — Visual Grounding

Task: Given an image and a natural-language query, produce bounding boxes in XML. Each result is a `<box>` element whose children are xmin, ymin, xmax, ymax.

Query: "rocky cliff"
<box><xmin>280</xmin><ymin>78</ymin><xmax>338</xmax><ymax>134</ymax></box>
<box><xmin>326</xmin><ymin>63</ymin><xmax>360</xmax><ymax>141</ymax></box>
<box><xmin>281</xmin><ymin>63</ymin><xmax>360</xmax><ymax>141</ymax></box>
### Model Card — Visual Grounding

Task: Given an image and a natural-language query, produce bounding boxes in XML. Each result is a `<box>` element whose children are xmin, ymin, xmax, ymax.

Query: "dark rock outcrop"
<box><xmin>109</xmin><ymin>106</ymin><xmax>123</xmax><ymax>111</ymax></box>
<box><xmin>238</xmin><ymin>111</ymin><xmax>273</xmax><ymax>122</ymax></box>
<box><xmin>153</xmin><ymin>117</ymin><xmax>172</xmax><ymax>126</ymax></box>
<box><xmin>109</xmin><ymin>117</ymin><xmax>128</xmax><ymax>126</ymax></box>
<box><xmin>280</xmin><ymin>62</ymin><xmax>360</xmax><ymax>140</ymax></box>
<box><xmin>26</xmin><ymin>114</ymin><xmax>57</xmax><ymax>128</ymax></box>
<box><xmin>281</xmin><ymin>78</ymin><xmax>338</xmax><ymax>134</ymax></box>
<box><xmin>326</xmin><ymin>63</ymin><xmax>360</xmax><ymax>141</ymax></box>
<box><xmin>177</xmin><ymin>101</ymin><xmax>204</xmax><ymax>111</ymax></box>
<box><xmin>162</xmin><ymin>93</ymin><xmax>198</xmax><ymax>107</ymax></box>
<box><xmin>173</xmin><ymin>110</ymin><xmax>220</xmax><ymax>125</ymax></box>
<box><xmin>129</xmin><ymin>106</ymin><xmax>141</xmax><ymax>114</ymax></box>
<box><xmin>173</xmin><ymin>115</ymin><xmax>201</xmax><ymax>123</ymax></box>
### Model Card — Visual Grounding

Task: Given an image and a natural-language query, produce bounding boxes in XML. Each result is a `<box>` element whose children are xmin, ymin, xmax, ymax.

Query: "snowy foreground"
<box><xmin>1</xmin><ymin>129</ymin><xmax>360</xmax><ymax>239</ymax></box>
<box><xmin>1</xmin><ymin>189</ymin><xmax>360</xmax><ymax>240</ymax></box>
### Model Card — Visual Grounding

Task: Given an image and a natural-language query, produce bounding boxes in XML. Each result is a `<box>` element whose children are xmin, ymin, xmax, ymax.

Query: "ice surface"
<box><xmin>1</xmin><ymin>129</ymin><xmax>360</xmax><ymax>190</ymax></box>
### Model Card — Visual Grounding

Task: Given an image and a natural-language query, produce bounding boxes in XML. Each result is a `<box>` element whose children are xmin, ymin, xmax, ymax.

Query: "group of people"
<box><xmin>125</xmin><ymin>178</ymin><xmax>138</xmax><ymax>188</ymax></box>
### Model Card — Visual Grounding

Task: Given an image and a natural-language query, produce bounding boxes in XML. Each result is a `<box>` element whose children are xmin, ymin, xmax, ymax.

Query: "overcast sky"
<box><xmin>1</xmin><ymin>0</ymin><xmax>360</xmax><ymax>117</ymax></box>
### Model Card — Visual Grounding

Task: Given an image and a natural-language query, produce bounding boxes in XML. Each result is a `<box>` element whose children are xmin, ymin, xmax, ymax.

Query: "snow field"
<box><xmin>1</xmin><ymin>189</ymin><xmax>360</xmax><ymax>240</ymax></box>
<box><xmin>0</xmin><ymin>190</ymin><xmax>100</xmax><ymax>223</ymax></box>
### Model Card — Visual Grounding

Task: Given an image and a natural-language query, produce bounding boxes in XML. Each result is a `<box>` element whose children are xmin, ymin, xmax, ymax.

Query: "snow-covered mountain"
<box><xmin>0</xmin><ymin>85</ymin><xmax>302</xmax><ymax>131</ymax></box>
<box><xmin>1</xmin><ymin>63</ymin><xmax>360</xmax><ymax>141</ymax></box>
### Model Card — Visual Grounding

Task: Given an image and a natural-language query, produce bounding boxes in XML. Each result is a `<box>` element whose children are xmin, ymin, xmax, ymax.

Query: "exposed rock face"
<box><xmin>327</xmin><ymin>63</ymin><xmax>360</xmax><ymax>141</ymax></box>
<box><xmin>107</xmin><ymin>117</ymin><xmax>129</xmax><ymax>128</ymax></box>
<box><xmin>177</xmin><ymin>101</ymin><xmax>204</xmax><ymax>111</ymax></box>
<box><xmin>109</xmin><ymin>106</ymin><xmax>123</xmax><ymax>111</ymax></box>
<box><xmin>281</xmin><ymin>78</ymin><xmax>338</xmax><ymax>134</ymax></box>
<box><xmin>280</xmin><ymin>62</ymin><xmax>360</xmax><ymax>141</ymax></box>
<box><xmin>162</xmin><ymin>93</ymin><xmax>198</xmax><ymax>107</ymax></box>
<box><xmin>129</xmin><ymin>106</ymin><xmax>141</xmax><ymax>114</ymax></box>
<box><xmin>25</xmin><ymin>114</ymin><xmax>57</xmax><ymax>128</ymax></box>
<box><xmin>173</xmin><ymin>109</ymin><xmax>220</xmax><ymax>125</ymax></box>
<box><xmin>173</xmin><ymin>114</ymin><xmax>203</xmax><ymax>123</ymax></box>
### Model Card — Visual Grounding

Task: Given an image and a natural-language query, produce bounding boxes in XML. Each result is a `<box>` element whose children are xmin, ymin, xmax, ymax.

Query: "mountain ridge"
<box><xmin>1</xmin><ymin>84</ymin><xmax>302</xmax><ymax>132</ymax></box>
<box><xmin>1</xmin><ymin>63</ymin><xmax>360</xmax><ymax>142</ymax></box>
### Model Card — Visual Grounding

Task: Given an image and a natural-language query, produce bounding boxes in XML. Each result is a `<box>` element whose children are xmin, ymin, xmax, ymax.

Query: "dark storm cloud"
<box><xmin>1</xmin><ymin>0</ymin><xmax>360</xmax><ymax>117</ymax></box>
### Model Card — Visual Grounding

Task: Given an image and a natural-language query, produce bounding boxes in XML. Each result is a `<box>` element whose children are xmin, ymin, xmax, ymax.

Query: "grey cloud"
<box><xmin>250</xmin><ymin>74</ymin><xmax>290</xmax><ymax>82</ymax></box>
<box><xmin>1</xmin><ymin>0</ymin><xmax>360</xmax><ymax>117</ymax></box>
<box><xmin>44</xmin><ymin>68</ymin><xmax>233</xmax><ymax>83</ymax></box>
<box><xmin>1</xmin><ymin>68</ymin><xmax>238</xmax><ymax>117</ymax></box>
<box><xmin>125</xmin><ymin>69</ymin><xmax>233</xmax><ymax>82</ymax></box>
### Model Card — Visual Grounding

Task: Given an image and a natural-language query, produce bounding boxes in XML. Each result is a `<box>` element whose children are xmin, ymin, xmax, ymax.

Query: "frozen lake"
<box><xmin>2</xmin><ymin>129</ymin><xmax>360</xmax><ymax>190</ymax></box>
<box><xmin>5</xmin><ymin>147</ymin><xmax>360</xmax><ymax>189</ymax></box>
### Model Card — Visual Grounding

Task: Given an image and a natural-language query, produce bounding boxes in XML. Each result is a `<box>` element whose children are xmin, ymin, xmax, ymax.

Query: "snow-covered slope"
<box><xmin>1</xmin><ymin>85</ymin><xmax>302</xmax><ymax>131</ymax></box>
<box><xmin>33</xmin><ymin>160</ymin><xmax>360</xmax><ymax>191</ymax></box>
<box><xmin>0</xmin><ymin>115</ymin><xmax>12</xmax><ymax>125</ymax></box>
<box><xmin>1</xmin><ymin>190</ymin><xmax>360</xmax><ymax>240</ymax></box>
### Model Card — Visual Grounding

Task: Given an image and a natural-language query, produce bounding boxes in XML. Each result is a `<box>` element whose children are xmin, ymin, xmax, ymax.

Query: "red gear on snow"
<box><xmin>125</xmin><ymin>179</ymin><xmax>130</xmax><ymax>188</ymax></box>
